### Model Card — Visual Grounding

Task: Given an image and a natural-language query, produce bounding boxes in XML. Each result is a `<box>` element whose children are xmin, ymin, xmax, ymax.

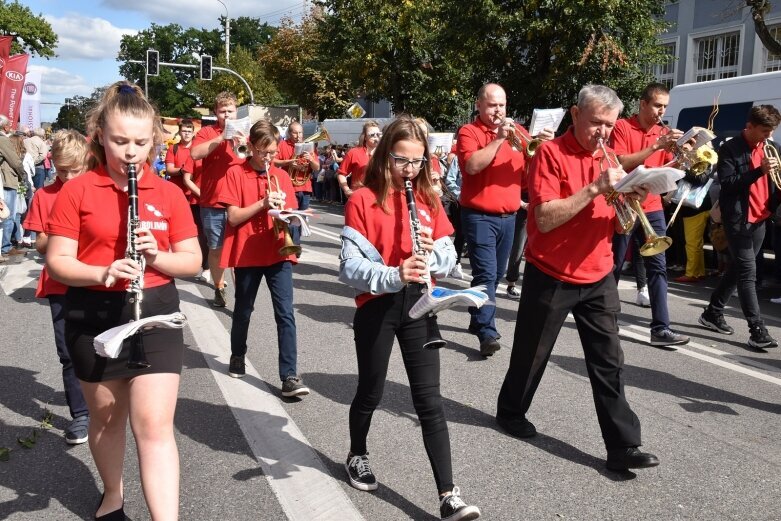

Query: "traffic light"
<box><xmin>146</xmin><ymin>49</ymin><xmax>159</xmax><ymax>76</ymax></box>
<box><xmin>200</xmin><ymin>55</ymin><xmax>212</xmax><ymax>81</ymax></box>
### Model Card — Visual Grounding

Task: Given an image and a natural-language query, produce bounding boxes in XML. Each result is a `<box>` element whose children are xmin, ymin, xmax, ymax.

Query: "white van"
<box><xmin>321</xmin><ymin>118</ymin><xmax>395</xmax><ymax>146</ymax></box>
<box><xmin>663</xmin><ymin>71</ymin><xmax>781</xmax><ymax>143</ymax></box>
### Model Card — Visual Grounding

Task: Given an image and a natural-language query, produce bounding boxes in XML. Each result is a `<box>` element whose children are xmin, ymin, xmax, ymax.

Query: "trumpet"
<box><xmin>234</xmin><ymin>136</ymin><xmax>249</xmax><ymax>159</ymax></box>
<box><xmin>765</xmin><ymin>140</ymin><xmax>781</xmax><ymax>189</ymax></box>
<box><xmin>505</xmin><ymin>118</ymin><xmax>542</xmax><ymax>157</ymax></box>
<box><xmin>268</xmin><ymin>165</ymin><xmax>302</xmax><ymax>257</ymax></box>
<box><xmin>597</xmin><ymin>138</ymin><xmax>673</xmax><ymax>256</ymax></box>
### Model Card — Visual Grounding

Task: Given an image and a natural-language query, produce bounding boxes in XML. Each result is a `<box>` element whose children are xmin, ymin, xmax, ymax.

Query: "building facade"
<box><xmin>653</xmin><ymin>0</ymin><xmax>781</xmax><ymax>88</ymax></box>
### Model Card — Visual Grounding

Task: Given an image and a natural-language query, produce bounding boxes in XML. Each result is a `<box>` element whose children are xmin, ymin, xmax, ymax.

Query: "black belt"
<box><xmin>463</xmin><ymin>207</ymin><xmax>517</xmax><ymax>218</ymax></box>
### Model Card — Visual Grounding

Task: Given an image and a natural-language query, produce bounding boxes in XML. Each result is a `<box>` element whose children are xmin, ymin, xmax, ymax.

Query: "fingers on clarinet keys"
<box><xmin>606</xmin><ymin>447</ymin><xmax>660</xmax><ymax>471</ymax></box>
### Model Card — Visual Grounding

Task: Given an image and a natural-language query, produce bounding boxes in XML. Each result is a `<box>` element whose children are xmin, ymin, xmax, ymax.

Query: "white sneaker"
<box><xmin>771</xmin><ymin>297</ymin><xmax>781</xmax><ymax>304</ymax></box>
<box><xmin>451</xmin><ymin>264</ymin><xmax>465</xmax><ymax>280</ymax></box>
<box><xmin>636</xmin><ymin>287</ymin><xmax>651</xmax><ymax>307</ymax></box>
<box><xmin>200</xmin><ymin>269</ymin><xmax>212</xmax><ymax>284</ymax></box>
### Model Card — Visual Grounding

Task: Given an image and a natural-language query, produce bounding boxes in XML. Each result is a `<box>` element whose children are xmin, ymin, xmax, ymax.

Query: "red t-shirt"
<box><xmin>192</xmin><ymin>124</ymin><xmax>243</xmax><ymax>208</ymax></box>
<box><xmin>165</xmin><ymin>142</ymin><xmax>192</xmax><ymax>196</ymax></box>
<box><xmin>218</xmin><ymin>163</ymin><xmax>300</xmax><ymax>268</ymax></box>
<box><xmin>430</xmin><ymin>156</ymin><xmax>442</xmax><ymax>174</ymax></box>
<box><xmin>609</xmin><ymin>116</ymin><xmax>673</xmax><ymax>213</ymax></box>
<box><xmin>456</xmin><ymin>118</ymin><xmax>529</xmax><ymax>213</ymax></box>
<box><xmin>338</xmin><ymin>147</ymin><xmax>372</xmax><ymax>187</ymax></box>
<box><xmin>46</xmin><ymin>165</ymin><xmax>198</xmax><ymax>291</ymax></box>
<box><xmin>182</xmin><ymin>155</ymin><xmax>203</xmax><ymax>206</ymax></box>
<box><xmin>344</xmin><ymin>185</ymin><xmax>454</xmax><ymax>308</ymax></box>
<box><xmin>23</xmin><ymin>178</ymin><xmax>68</xmax><ymax>297</ymax></box>
<box><xmin>747</xmin><ymin>134</ymin><xmax>771</xmax><ymax>223</ymax></box>
<box><xmin>526</xmin><ymin>128</ymin><xmax>617</xmax><ymax>284</ymax></box>
<box><xmin>277</xmin><ymin>138</ymin><xmax>313</xmax><ymax>193</ymax></box>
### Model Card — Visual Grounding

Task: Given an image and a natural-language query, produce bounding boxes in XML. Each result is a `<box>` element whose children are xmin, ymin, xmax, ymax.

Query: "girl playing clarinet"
<box><xmin>338</xmin><ymin>116</ymin><xmax>480</xmax><ymax>521</ymax></box>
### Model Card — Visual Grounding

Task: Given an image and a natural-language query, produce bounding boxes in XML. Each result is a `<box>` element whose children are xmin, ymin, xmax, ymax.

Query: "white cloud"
<box><xmin>46</xmin><ymin>13</ymin><xmax>137</xmax><ymax>61</ymax></box>
<box><xmin>99</xmin><ymin>0</ymin><xmax>306</xmax><ymax>27</ymax></box>
<box><xmin>28</xmin><ymin>65</ymin><xmax>93</xmax><ymax>99</ymax></box>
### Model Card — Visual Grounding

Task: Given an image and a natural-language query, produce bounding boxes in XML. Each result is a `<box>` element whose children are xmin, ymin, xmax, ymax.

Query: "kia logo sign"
<box><xmin>23</xmin><ymin>83</ymin><xmax>37</xmax><ymax>95</ymax></box>
<box><xmin>5</xmin><ymin>71</ymin><xmax>23</xmax><ymax>82</ymax></box>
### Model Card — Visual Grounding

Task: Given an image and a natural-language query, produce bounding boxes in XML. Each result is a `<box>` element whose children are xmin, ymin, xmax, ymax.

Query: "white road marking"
<box><xmin>178</xmin><ymin>283</ymin><xmax>365</xmax><ymax>521</ymax></box>
<box><xmin>0</xmin><ymin>255</ymin><xmax>42</xmax><ymax>295</ymax></box>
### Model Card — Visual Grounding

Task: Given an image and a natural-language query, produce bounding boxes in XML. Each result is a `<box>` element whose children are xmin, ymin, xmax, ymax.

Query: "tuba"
<box><xmin>289</xmin><ymin>127</ymin><xmax>332</xmax><ymax>186</ymax></box>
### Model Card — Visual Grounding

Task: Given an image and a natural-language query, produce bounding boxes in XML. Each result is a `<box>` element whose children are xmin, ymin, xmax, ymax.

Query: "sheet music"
<box><xmin>676</xmin><ymin>126</ymin><xmax>716</xmax><ymax>149</ymax></box>
<box><xmin>223</xmin><ymin>117</ymin><xmax>252</xmax><ymax>139</ymax></box>
<box><xmin>294</xmin><ymin>142</ymin><xmax>315</xmax><ymax>156</ymax></box>
<box><xmin>613</xmin><ymin>165</ymin><xmax>685</xmax><ymax>195</ymax></box>
<box><xmin>428</xmin><ymin>133</ymin><xmax>454</xmax><ymax>153</ymax></box>
<box><xmin>529</xmin><ymin>108</ymin><xmax>566</xmax><ymax>136</ymax></box>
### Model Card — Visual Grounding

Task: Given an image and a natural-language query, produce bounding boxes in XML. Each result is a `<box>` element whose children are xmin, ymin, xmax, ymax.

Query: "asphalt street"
<box><xmin>1</xmin><ymin>200</ymin><xmax>780</xmax><ymax>520</ymax></box>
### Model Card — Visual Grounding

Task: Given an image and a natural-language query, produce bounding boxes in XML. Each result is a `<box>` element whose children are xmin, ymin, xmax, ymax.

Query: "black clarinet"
<box><xmin>403</xmin><ymin>178</ymin><xmax>446</xmax><ymax>349</ymax></box>
<box><xmin>126</xmin><ymin>163</ymin><xmax>151</xmax><ymax>369</ymax></box>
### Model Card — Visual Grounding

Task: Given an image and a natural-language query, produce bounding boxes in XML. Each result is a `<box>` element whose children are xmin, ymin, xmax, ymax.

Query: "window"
<box><xmin>650</xmin><ymin>42</ymin><xmax>677</xmax><ymax>88</ymax></box>
<box><xmin>761</xmin><ymin>24</ymin><xmax>781</xmax><ymax>72</ymax></box>
<box><xmin>693</xmin><ymin>32</ymin><xmax>740</xmax><ymax>82</ymax></box>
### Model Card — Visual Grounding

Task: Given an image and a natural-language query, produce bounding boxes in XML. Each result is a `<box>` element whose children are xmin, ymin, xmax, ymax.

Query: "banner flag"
<box><xmin>20</xmin><ymin>69</ymin><xmax>41</xmax><ymax>130</ymax></box>
<box><xmin>0</xmin><ymin>36</ymin><xmax>11</xmax><ymax>75</ymax></box>
<box><xmin>0</xmin><ymin>53</ymin><xmax>29</xmax><ymax>128</ymax></box>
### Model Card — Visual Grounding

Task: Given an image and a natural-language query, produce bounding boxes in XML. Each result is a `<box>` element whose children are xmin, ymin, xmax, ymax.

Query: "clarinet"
<box><xmin>403</xmin><ymin>178</ymin><xmax>446</xmax><ymax>349</ymax></box>
<box><xmin>126</xmin><ymin>163</ymin><xmax>151</xmax><ymax>369</ymax></box>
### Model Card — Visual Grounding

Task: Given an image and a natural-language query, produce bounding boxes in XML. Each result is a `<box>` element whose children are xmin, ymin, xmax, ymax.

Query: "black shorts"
<box><xmin>65</xmin><ymin>282</ymin><xmax>184</xmax><ymax>382</ymax></box>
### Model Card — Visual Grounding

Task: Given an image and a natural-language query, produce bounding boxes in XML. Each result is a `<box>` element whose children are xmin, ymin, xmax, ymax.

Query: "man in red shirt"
<box><xmin>165</xmin><ymin>118</ymin><xmax>195</xmax><ymax>198</ymax></box>
<box><xmin>274</xmin><ymin>121</ymin><xmax>319</xmax><ymax>246</ymax></box>
<box><xmin>456</xmin><ymin>83</ymin><xmax>551</xmax><ymax>357</ymax></box>
<box><xmin>699</xmin><ymin>105</ymin><xmax>780</xmax><ymax>348</ymax></box>
<box><xmin>610</xmin><ymin>83</ymin><xmax>690</xmax><ymax>347</ymax></box>
<box><xmin>496</xmin><ymin>85</ymin><xmax>659</xmax><ymax>472</ymax></box>
<box><xmin>190</xmin><ymin>92</ymin><xmax>243</xmax><ymax>307</ymax></box>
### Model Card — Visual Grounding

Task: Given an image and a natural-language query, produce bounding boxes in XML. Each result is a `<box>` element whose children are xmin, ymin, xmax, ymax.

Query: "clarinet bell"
<box><xmin>126</xmin><ymin>332</ymin><xmax>151</xmax><ymax>369</ymax></box>
<box><xmin>423</xmin><ymin>315</ymin><xmax>447</xmax><ymax>350</ymax></box>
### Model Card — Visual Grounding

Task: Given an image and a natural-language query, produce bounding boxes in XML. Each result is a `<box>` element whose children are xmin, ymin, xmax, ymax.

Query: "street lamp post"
<box><xmin>216</xmin><ymin>0</ymin><xmax>230</xmax><ymax>64</ymax></box>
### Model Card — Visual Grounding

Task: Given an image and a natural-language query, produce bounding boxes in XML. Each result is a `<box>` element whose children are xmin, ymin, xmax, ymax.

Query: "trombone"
<box><xmin>597</xmin><ymin>138</ymin><xmax>673</xmax><ymax>256</ymax></box>
<box><xmin>268</xmin><ymin>166</ymin><xmax>302</xmax><ymax>257</ymax></box>
<box><xmin>765</xmin><ymin>140</ymin><xmax>781</xmax><ymax>189</ymax></box>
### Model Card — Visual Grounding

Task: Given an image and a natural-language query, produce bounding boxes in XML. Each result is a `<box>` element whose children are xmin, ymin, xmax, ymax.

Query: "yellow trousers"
<box><xmin>682</xmin><ymin>211</ymin><xmax>710</xmax><ymax>277</ymax></box>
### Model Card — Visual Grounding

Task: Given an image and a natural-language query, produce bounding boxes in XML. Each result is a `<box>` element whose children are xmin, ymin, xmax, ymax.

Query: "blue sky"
<box><xmin>23</xmin><ymin>0</ymin><xmax>307</xmax><ymax>123</ymax></box>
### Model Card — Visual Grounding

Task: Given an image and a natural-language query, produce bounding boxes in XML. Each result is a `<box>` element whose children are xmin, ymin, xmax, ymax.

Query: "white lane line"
<box><xmin>0</xmin><ymin>255</ymin><xmax>41</xmax><ymax>295</ymax></box>
<box><xmin>309</xmin><ymin>226</ymin><xmax>342</xmax><ymax>242</ymax></box>
<box><xmin>178</xmin><ymin>284</ymin><xmax>364</xmax><ymax>521</ymax></box>
<box><xmin>619</xmin><ymin>326</ymin><xmax>781</xmax><ymax>387</ymax></box>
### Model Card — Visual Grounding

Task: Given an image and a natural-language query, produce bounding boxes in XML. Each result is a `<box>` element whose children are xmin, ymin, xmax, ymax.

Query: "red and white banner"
<box><xmin>0</xmin><ymin>53</ymin><xmax>29</xmax><ymax>129</ymax></box>
<box><xmin>0</xmin><ymin>36</ymin><xmax>11</xmax><ymax>76</ymax></box>
<box><xmin>20</xmin><ymin>69</ymin><xmax>41</xmax><ymax>130</ymax></box>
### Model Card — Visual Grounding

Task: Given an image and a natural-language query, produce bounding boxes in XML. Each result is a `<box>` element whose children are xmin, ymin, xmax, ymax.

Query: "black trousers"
<box><xmin>349</xmin><ymin>285</ymin><xmax>454</xmax><ymax>493</ymax></box>
<box><xmin>497</xmin><ymin>263</ymin><xmax>642</xmax><ymax>450</ymax></box>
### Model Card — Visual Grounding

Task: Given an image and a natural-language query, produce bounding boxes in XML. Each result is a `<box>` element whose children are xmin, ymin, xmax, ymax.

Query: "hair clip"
<box><xmin>118</xmin><ymin>84</ymin><xmax>135</xmax><ymax>94</ymax></box>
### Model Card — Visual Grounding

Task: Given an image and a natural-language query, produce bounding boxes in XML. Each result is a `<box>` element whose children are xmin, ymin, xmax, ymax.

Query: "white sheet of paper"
<box><xmin>676</xmin><ymin>126</ymin><xmax>716</xmax><ymax>149</ymax></box>
<box><xmin>529</xmin><ymin>108</ymin><xmax>566</xmax><ymax>136</ymax></box>
<box><xmin>428</xmin><ymin>133</ymin><xmax>454</xmax><ymax>153</ymax></box>
<box><xmin>223</xmin><ymin>117</ymin><xmax>252</xmax><ymax>139</ymax></box>
<box><xmin>294</xmin><ymin>142</ymin><xmax>315</xmax><ymax>156</ymax></box>
<box><xmin>613</xmin><ymin>165</ymin><xmax>686</xmax><ymax>195</ymax></box>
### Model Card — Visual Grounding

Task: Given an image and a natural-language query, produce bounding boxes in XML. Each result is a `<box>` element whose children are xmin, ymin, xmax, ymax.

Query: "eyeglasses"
<box><xmin>367</xmin><ymin>132</ymin><xmax>382</xmax><ymax>138</ymax></box>
<box><xmin>256</xmin><ymin>148</ymin><xmax>278</xmax><ymax>157</ymax></box>
<box><xmin>389</xmin><ymin>152</ymin><xmax>426</xmax><ymax>170</ymax></box>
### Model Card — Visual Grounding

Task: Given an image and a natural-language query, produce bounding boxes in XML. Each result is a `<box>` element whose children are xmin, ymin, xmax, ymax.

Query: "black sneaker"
<box><xmin>650</xmin><ymin>328</ymin><xmax>690</xmax><ymax>347</ymax></box>
<box><xmin>281</xmin><ymin>376</ymin><xmax>310</xmax><ymax>397</ymax></box>
<box><xmin>65</xmin><ymin>415</ymin><xmax>89</xmax><ymax>445</ymax></box>
<box><xmin>698</xmin><ymin>309</ymin><xmax>734</xmax><ymax>335</ymax></box>
<box><xmin>439</xmin><ymin>487</ymin><xmax>480</xmax><ymax>521</ymax></box>
<box><xmin>506</xmin><ymin>285</ymin><xmax>520</xmax><ymax>299</ymax></box>
<box><xmin>345</xmin><ymin>453</ymin><xmax>378</xmax><ymax>491</ymax></box>
<box><xmin>228</xmin><ymin>355</ymin><xmax>245</xmax><ymax>378</ymax></box>
<box><xmin>748</xmin><ymin>325</ymin><xmax>778</xmax><ymax>349</ymax></box>
<box><xmin>479</xmin><ymin>338</ymin><xmax>500</xmax><ymax>357</ymax></box>
<box><xmin>212</xmin><ymin>287</ymin><xmax>227</xmax><ymax>308</ymax></box>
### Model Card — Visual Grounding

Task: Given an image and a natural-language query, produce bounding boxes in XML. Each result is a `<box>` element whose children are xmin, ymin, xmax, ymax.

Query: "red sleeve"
<box><xmin>456</xmin><ymin>125</ymin><xmax>481</xmax><ymax>166</ymax></box>
<box><xmin>218</xmin><ymin>165</ymin><xmax>243</xmax><ymax>208</ymax></box>
<box><xmin>182</xmin><ymin>156</ymin><xmax>194</xmax><ymax>173</ymax></box>
<box><xmin>609</xmin><ymin>120</ymin><xmax>630</xmax><ymax>156</ymax></box>
<box><xmin>528</xmin><ymin>146</ymin><xmax>562</xmax><ymax>209</ymax></box>
<box><xmin>46</xmin><ymin>180</ymin><xmax>82</xmax><ymax>240</ymax></box>
<box><xmin>344</xmin><ymin>191</ymin><xmax>368</xmax><ymax>237</ymax></box>
<box><xmin>192</xmin><ymin>126</ymin><xmax>216</xmax><ymax>148</ymax></box>
<box><xmin>165</xmin><ymin>147</ymin><xmax>175</xmax><ymax>164</ymax></box>
<box><xmin>432</xmin><ymin>199</ymin><xmax>454</xmax><ymax>240</ymax></box>
<box><xmin>337</xmin><ymin>150</ymin><xmax>355</xmax><ymax>176</ymax></box>
<box><xmin>166</xmin><ymin>185</ymin><xmax>198</xmax><ymax>244</ymax></box>
<box><xmin>23</xmin><ymin>190</ymin><xmax>46</xmax><ymax>233</ymax></box>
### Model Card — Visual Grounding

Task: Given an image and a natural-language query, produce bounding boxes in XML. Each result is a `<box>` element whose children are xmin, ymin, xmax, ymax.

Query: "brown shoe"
<box><xmin>7</xmin><ymin>248</ymin><xmax>27</xmax><ymax>256</ymax></box>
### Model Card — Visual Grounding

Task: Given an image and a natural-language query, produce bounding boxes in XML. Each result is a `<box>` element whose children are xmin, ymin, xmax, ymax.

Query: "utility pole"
<box><xmin>216</xmin><ymin>0</ymin><xmax>230</xmax><ymax>64</ymax></box>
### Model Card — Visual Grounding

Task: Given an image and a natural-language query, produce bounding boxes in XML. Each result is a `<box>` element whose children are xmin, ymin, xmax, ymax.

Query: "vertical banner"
<box><xmin>0</xmin><ymin>53</ymin><xmax>29</xmax><ymax>128</ymax></box>
<box><xmin>20</xmin><ymin>69</ymin><xmax>41</xmax><ymax>130</ymax></box>
<box><xmin>0</xmin><ymin>36</ymin><xmax>11</xmax><ymax>76</ymax></box>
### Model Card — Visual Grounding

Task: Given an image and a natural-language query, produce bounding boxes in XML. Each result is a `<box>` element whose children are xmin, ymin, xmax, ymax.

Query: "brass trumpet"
<box><xmin>505</xmin><ymin>118</ymin><xmax>542</xmax><ymax>157</ymax></box>
<box><xmin>764</xmin><ymin>140</ymin><xmax>781</xmax><ymax>189</ymax></box>
<box><xmin>597</xmin><ymin>138</ymin><xmax>672</xmax><ymax>256</ymax></box>
<box><xmin>234</xmin><ymin>136</ymin><xmax>249</xmax><ymax>159</ymax></box>
<box><xmin>268</xmin><ymin>167</ymin><xmax>302</xmax><ymax>257</ymax></box>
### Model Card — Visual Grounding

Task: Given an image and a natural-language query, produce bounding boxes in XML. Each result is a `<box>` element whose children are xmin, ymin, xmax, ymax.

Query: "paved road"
<box><xmin>1</xmin><ymin>201</ymin><xmax>780</xmax><ymax>520</ymax></box>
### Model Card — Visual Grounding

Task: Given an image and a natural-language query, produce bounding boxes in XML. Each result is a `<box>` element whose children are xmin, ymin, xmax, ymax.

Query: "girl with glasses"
<box><xmin>338</xmin><ymin>116</ymin><xmax>480</xmax><ymax>521</ymax></box>
<box><xmin>337</xmin><ymin>120</ymin><xmax>382</xmax><ymax>199</ymax></box>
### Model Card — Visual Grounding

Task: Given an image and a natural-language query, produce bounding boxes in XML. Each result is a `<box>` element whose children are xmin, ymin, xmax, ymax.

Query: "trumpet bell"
<box><xmin>277</xmin><ymin>222</ymin><xmax>302</xmax><ymax>257</ymax></box>
<box><xmin>234</xmin><ymin>143</ymin><xmax>249</xmax><ymax>159</ymax></box>
<box><xmin>640</xmin><ymin>235</ymin><xmax>672</xmax><ymax>256</ymax></box>
<box><xmin>304</xmin><ymin>127</ymin><xmax>331</xmax><ymax>144</ymax></box>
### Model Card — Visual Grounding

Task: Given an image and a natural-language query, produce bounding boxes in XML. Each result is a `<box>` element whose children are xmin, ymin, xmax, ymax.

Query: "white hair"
<box><xmin>577</xmin><ymin>84</ymin><xmax>624</xmax><ymax>113</ymax></box>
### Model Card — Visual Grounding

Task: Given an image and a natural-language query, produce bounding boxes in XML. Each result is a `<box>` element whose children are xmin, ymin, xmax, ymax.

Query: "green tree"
<box><xmin>52</xmin><ymin>87</ymin><xmax>108</xmax><ymax>134</ymax></box>
<box><xmin>222</xmin><ymin>16</ymin><xmax>277</xmax><ymax>55</ymax></box>
<box><xmin>0</xmin><ymin>0</ymin><xmax>58</xmax><ymax>58</ymax></box>
<box><xmin>196</xmin><ymin>45</ymin><xmax>283</xmax><ymax>107</ymax></box>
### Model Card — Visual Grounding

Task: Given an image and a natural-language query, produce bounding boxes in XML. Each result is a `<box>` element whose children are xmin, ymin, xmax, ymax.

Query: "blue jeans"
<box><xmin>49</xmin><ymin>295</ymin><xmax>89</xmax><ymax>419</ymax></box>
<box><xmin>462</xmin><ymin>207</ymin><xmax>516</xmax><ymax>342</ymax></box>
<box><xmin>612</xmin><ymin>210</ymin><xmax>670</xmax><ymax>333</ymax></box>
<box><xmin>291</xmin><ymin>192</ymin><xmax>310</xmax><ymax>246</ymax></box>
<box><xmin>231</xmin><ymin>262</ymin><xmax>298</xmax><ymax>381</ymax></box>
<box><xmin>200</xmin><ymin>206</ymin><xmax>227</xmax><ymax>249</ymax></box>
<box><xmin>1</xmin><ymin>188</ymin><xmax>18</xmax><ymax>254</ymax></box>
<box><xmin>33</xmin><ymin>165</ymin><xmax>46</xmax><ymax>189</ymax></box>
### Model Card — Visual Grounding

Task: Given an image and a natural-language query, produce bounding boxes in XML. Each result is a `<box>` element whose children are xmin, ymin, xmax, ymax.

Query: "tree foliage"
<box><xmin>0</xmin><ymin>0</ymin><xmax>58</xmax><ymax>58</ymax></box>
<box><xmin>746</xmin><ymin>0</ymin><xmax>781</xmax><ymax>55</ymax></box>
<box><xmin>52</xmin><ymin>86</ymin><xmax>108</xmax><ymax>134</ymax></box>
<box><xmin>198</xmin><ymin>45</ymin><xmax>283</xmax><ymax>108</ymax></box>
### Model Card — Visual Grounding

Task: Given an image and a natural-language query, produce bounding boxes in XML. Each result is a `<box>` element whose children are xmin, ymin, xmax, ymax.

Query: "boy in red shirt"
<box><xmin>23</xmin><ymin>130</ymin><xmax>90</xmax><ymax>445</ymax></box>
<box><xmin>219</xmin><ymin>120</ymin><xmax>309</xmax><ymax>398</ymax></box>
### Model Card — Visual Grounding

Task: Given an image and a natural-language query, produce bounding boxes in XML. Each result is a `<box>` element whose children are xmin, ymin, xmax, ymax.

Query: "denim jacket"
<box><xmin>339</xmin><ymin>225</ymin><xmax>457</xmax><ymax>296</ymax></box>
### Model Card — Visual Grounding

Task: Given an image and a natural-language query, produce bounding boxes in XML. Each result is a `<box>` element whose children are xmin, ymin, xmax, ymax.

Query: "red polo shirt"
<box><xmin>165</xmin><ymin>142</ymin><xmax>192</xmax><ymax>196</ymax></box>
<box><xmin>747</xmin><ymin>133</ymin><xmax>771</xmax><ymax>223</ymax></box>
<box><xmin>338</xmin><ymin>146</ymin><xmax>371</xmax><ymax>187</ymax></box>
<box><xmin>610</xmin><ymin>115</ymin><xmax>672</xmax><ymax>213</ymax></box>
<box><xmin>277</xmin><ymin>138</ymin><xmax>314</xmax><ymax>193</ymax></box>
<box><xmin>218</xmin><ymin>163</ymin><xmax>299</xmax><ymax>268</ymax></box>
<box><xmin>192</xmin><ymin>124</ymin><xmax>243</xmax><ymax>208</ymax></box>
<box><xmin>182</xmin><ymin>155</ymin><xmax>203</xmax><ymax>206</ymax></box>
<box><xmin>526</xmin><ymin>128</ymin><xmax>617</xmax><ymax>284</ymax></box>
<box><xmin>23</xmin><ymin>178</ymin><xmax>68</xmax><ymax>297</ymax></box>
<box><xmin>344</xmin><ymin>185</ymin><xmax>454</xmax><ymax>308</ymax></box>
<box><xmin>456</xmin><ymin>118</ymin><xmax>529</xmax><ymax>213</ymax></box>
<box><xmin>46</xmin><ymin>164</ymin><xmax>197</xmax><ymax>291</ymax></box>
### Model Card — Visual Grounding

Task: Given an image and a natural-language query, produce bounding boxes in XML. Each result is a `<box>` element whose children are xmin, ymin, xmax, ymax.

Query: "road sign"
<box><xmin>346</xmin><ymin>102</ymin><xmax>366</xmax><ymax>119</ymax></box>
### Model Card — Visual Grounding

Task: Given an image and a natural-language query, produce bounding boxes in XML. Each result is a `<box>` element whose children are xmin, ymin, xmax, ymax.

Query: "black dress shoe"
<box><xmin>95</xmin><ymin>494</ymin><xmax>126</xmax><ymax>520</ymax></box>
<box><xmin>479</xmin><ymin>338</ymin><xmax>501</xmax><ymax>357</ymax></box>
<box><xmin>496</xmin><ymin>415</ymin><xmax>537</xmax><ymax>438</ymax></box>
<box><xmin>606</xmin><ymin>447</ymin><xmax>660</xmax><ymax>471</ymax></box>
